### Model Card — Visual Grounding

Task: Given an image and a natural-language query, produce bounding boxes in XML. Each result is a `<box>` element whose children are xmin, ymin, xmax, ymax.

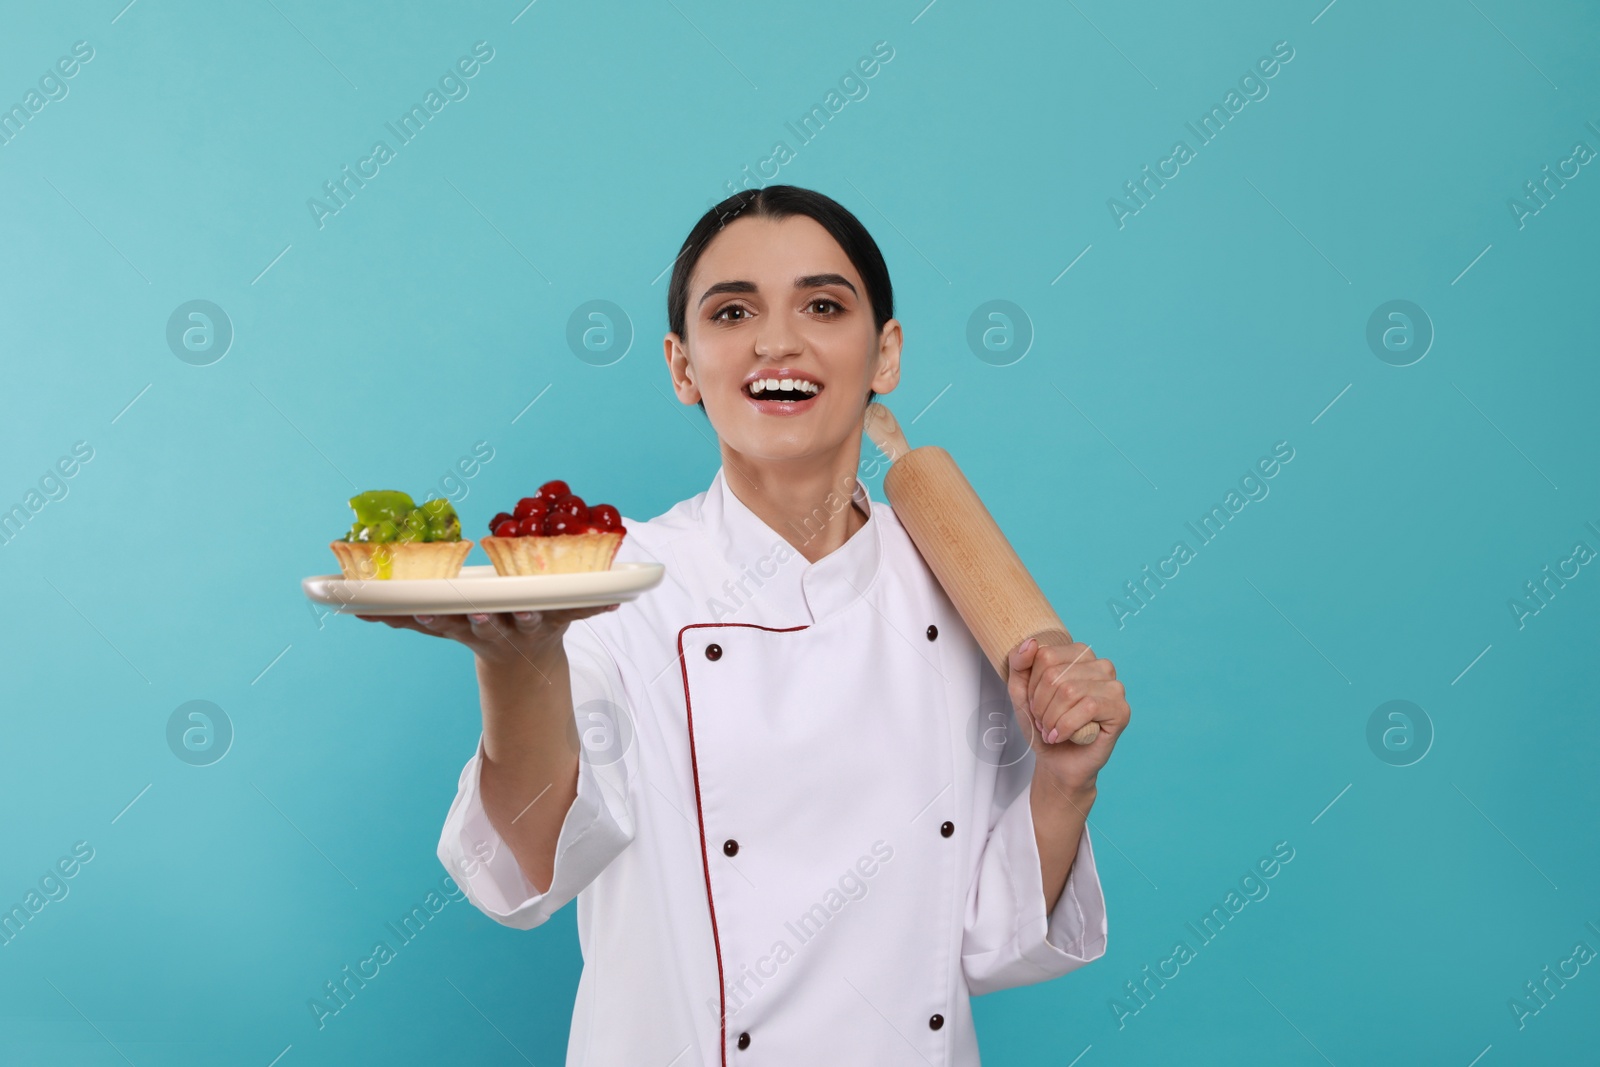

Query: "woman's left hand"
<box><xmin>1007</xmin><ymin>636</ymin><xmax>1130</xmax><ymax>794</ymax></box>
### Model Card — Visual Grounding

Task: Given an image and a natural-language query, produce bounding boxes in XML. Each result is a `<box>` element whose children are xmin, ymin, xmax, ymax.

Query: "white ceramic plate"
<box><xmin>302</xmin><ymin>563</ymin><xmax>666</xmax><ymax>616</ymax></box>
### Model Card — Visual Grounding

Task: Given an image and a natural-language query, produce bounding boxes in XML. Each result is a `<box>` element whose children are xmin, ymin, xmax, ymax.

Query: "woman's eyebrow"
<box><xmin>697</xmin><ymin>274</ymin><xmax>858</xmax><ymax>308</ymax></box>
<box><xmin>698</xmin><ymin>280</ymin><xmax>756</xmax><ymax>307</ymax></box>
<box><xmin>795</xmin><ymin>273</ymin><xmax>856</xmax><ymax>295</ymax></box>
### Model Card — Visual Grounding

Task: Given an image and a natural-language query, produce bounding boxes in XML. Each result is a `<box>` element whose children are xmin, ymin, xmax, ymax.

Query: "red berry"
<box><xmin>513</xmin><ymin>496</ymin><xmax>546</xmax><ymax>521</ymax></box>
<box><xmin>537</xmin><ymin>479</ymin><xmax>570</xmax><ymax>501</ymax></box>
<box><xmin>549</xmin><ymin>493</ymin><xmax>588</xmax><ymax>522</ymax></box>
<box><xmin>488</xmin><ymin>512</ymin><xmax>513</xmax><ymax>533</ymax></box>
<box><xmin>581</xmin><ymin>524</ymin><xmax>601</xmax><ymax>534</ymax></box>
<box><xmin>589</xmin><ymin>504</ymin><xmax>621</xmax><ymax>531</ymax></box>
<box><xmin>544</xmin><ymin>512</ymin><xmax>584</xmax><ymax>535</ymax></box>
<box><xmin>493</xmin><ymin>519</ymin><xmax>520</xmax><ymax>537</ymax></box>
<box><xmin>516</xmin><ymin>516</ymin><xmax>543</xmax><ymax>537</ymax></box>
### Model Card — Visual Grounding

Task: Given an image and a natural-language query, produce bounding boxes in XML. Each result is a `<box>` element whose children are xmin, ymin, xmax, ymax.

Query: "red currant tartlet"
<box><xmin>479</xmin><ymin>480</ymin><xmax>627</xmax><ymax>576</ymax></box>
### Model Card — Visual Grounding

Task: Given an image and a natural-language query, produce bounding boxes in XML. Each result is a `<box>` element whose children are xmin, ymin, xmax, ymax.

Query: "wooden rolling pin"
<box><xmin>865</xmin><ymin>404</ymin><xmax>1099</xmax><ymax>746</ymax></box>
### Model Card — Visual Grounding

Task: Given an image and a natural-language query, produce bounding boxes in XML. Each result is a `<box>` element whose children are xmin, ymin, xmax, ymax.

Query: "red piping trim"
<box><xmin>677</xmin><ymin>621</ymin><xmax>810</xmax><ymax>1065</ymax></box>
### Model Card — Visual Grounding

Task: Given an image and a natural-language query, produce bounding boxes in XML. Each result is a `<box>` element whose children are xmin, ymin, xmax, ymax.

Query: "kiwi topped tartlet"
<box><xmin>330</xmin><ymin>490</ymin><xmax>472</xmax><ymax>580</ymax></box>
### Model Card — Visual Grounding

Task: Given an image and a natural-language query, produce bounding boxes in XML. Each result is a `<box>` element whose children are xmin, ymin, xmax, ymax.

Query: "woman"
<box><xmin>370</xmin><ymin>186</ymin><xmax>1131</xmax><ymax>1064</ymax></box>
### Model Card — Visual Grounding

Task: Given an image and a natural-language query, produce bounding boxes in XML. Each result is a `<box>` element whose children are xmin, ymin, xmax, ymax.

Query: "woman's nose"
<box><xmin>753</xmin><ymin>314</ymin><xmax>802</xmax><ymax>358</ymax></box>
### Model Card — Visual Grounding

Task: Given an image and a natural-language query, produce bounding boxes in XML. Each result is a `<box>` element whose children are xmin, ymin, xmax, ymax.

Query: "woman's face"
<box><xmin>665</xmin><ymin>214</ymin><xmax>901</xmax><ymax>465</ymax></box>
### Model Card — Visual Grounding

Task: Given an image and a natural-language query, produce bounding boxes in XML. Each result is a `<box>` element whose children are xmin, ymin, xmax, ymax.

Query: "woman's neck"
<box><xmin>720</xmin><ymin>442</ymin><xmax>867</xmax><ymax>564</ymax></box>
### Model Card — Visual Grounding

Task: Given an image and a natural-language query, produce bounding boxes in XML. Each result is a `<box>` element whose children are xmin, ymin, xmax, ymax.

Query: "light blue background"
<box><xmin>2</xmin><ymin>0</ymin><xmax>1596</xmax><ymax>1063</ymax></box>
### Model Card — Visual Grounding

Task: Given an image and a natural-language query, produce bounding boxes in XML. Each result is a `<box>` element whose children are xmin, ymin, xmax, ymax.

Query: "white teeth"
<box><xmin>749</xmin><ymin>378</ymin><xmax>820</xmax><ymax>398</ymax></box>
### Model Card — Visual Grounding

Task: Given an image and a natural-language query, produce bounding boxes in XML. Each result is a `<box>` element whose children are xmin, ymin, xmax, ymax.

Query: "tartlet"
<box><xmin>479</xmin><ymin>479</ymin><xmax>626</xmax><ymax>576</ymax></box>
<box><xmin>331</xmin><ymin>490</ymin><xmax>472</xmax><ymax>580</ymax></box>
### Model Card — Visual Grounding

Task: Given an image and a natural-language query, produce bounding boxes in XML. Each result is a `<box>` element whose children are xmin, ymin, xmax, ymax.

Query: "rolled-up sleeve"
<box><xmin>436</xmin><ymin>618</ymin><xmax>636</xmax><ymax>930</ymax></box>
<box><xmin>961</xmin><ymin>782</ymin><xmax>1109</xmax><ymax>995</ymax></box>
<box><xmin>961</xmin><ymin>670</ymin><xmax>1109</xmax><ymax>994</ymax></box>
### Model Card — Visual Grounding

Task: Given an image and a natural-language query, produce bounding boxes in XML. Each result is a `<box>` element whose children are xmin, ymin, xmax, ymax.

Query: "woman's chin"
<box><xmin>722</xmin><ymin>427</ymin><xmax>850</xmax><ymax>467</ymax></box>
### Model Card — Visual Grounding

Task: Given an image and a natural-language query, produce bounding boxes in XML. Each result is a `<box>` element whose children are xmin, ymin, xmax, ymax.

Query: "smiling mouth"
<box><xmin>744</xmin><ymin>377</ymin><xmax>823</xmax><ymax>401</ymax></box>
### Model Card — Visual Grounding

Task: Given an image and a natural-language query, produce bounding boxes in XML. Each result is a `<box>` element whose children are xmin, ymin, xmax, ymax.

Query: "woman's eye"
<box><xmin>712</xmin><ymin>304</ymin><xmax>750</xmax><ymax>322</ymax></box>
<box><xmin>809</xmin><ymin>298</ymin><xmax>843</xmax><ymax>315</ymax></box>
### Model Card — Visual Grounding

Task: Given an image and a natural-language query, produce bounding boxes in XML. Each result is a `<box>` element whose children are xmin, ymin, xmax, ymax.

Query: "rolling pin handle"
<box><xmin>863</xmin><ymin>403</ymin><xmax>910</xmax><ymax>464</ymax></box>
<box><xmin>868</xmin><ymin>402</ymin><xmax>1100</xmax><ymax>748</ymax></box>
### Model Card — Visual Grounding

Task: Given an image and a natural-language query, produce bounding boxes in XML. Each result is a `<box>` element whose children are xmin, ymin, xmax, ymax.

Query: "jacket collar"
<box><xmin>697</xmin><ymin>464</ymin><xmax>883</xmax><ymax>626</ymax></box>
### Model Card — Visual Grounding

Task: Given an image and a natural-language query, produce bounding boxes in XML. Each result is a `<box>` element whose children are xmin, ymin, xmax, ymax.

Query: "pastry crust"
<box><xmin>480</xmin><ymin>532</ymin><xmax>624</xmax><ymax>576</ymax></box>
<box><xmin>329</xmin><ymin>539</ymin><xmax>473</xmax><ymax>580</ymax></box>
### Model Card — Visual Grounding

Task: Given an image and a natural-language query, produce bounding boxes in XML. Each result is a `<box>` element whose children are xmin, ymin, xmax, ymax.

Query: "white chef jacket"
<box><xmin>438</xmin><ymin>465</ymin><xmax>1108</xmax><ymax>1065</ymax></box>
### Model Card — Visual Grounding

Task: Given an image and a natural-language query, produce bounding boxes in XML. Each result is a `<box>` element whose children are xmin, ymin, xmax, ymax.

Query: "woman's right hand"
<box><xmin>355</xmin><ymin>604</ymin><xmax>619</xmax><ymax>666</ymax></box>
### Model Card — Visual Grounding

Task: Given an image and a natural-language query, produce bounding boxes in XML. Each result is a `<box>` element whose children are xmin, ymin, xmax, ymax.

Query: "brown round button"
<box><xmin>940</xmin><ymin>821</ymin><xmax>954</xmax><ymax>838</ymax></box>
<box><xmin>926</xmin><ymin>624</ymin><xmax>938</xmax><ymax>641</ymax></box>
<box><xmin>737</xmin><ymin>1031</ymin><xmax>750</xmax><ymax>1049</ymax></box>
<box><xmin>705</xmin><ymin>643</ymin><xmax>722</xmax><ymax>661</ymax></box>
<box><xmin>929</xmin><ymin>1013</ymin><xmax>944</xmax><ymax>1030</ymax></box>
<box><xmin>723</xmin><ymin>839</ymin><xmax>739</xmax><ymax>856</ymax></box>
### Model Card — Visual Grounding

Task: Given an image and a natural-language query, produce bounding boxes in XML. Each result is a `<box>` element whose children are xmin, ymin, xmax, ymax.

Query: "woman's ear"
<box><xmin>869</xmin><ymin>319</ymin><xmax>903</xmax><ymax>395</ymax></box>
<box><xmin>664</xmin><ymin>332</ymin><xmax>701</xmax><ymax>404</ymax></box>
